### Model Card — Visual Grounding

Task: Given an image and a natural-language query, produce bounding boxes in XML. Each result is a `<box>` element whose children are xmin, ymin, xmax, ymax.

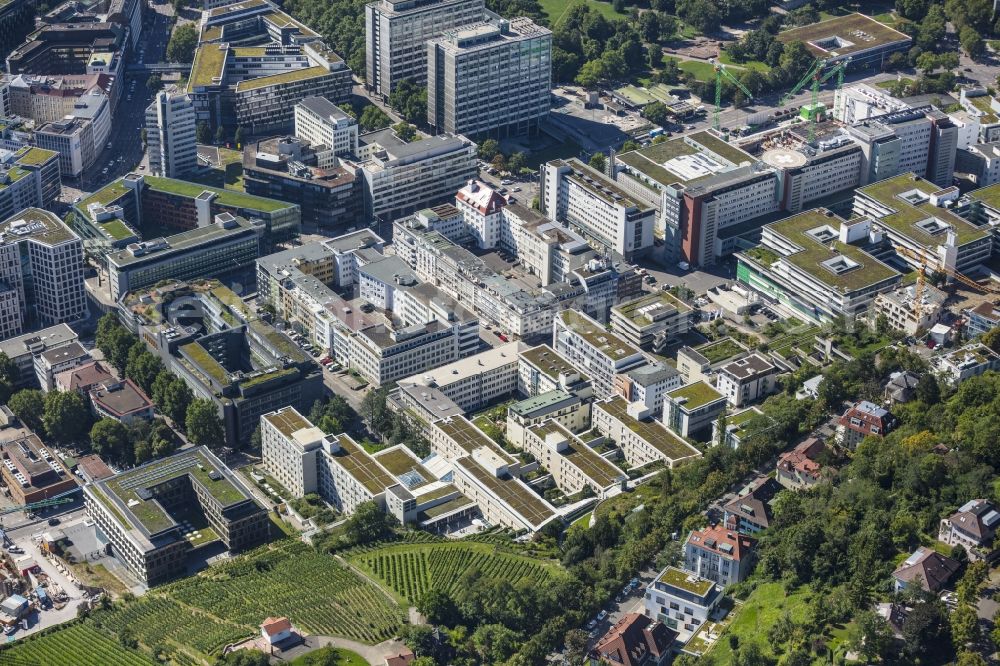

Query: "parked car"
<box><xmin>597</xmin><ymin>610</ymin><xmax>608</xmax><ymax>621</ymax></box>
<box><xmin>586</xmin><ymin>619</ymin><xmax>597</xmax><ymax>630</ymax></box>
<box><xmin>47</xmin><ymin>517</ymin><xmax>60</xmax><ymax>526</ymax></box>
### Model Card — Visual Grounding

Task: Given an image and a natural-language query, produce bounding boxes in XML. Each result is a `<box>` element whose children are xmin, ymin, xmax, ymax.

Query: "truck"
<box><xmin>35</xmin><ymin>587</ymin><xmax>49</xmax><ymax>610</ymax></box>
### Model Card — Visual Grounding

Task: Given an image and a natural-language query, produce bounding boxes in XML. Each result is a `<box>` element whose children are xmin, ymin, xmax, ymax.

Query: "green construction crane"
<box><xmin>711</xmin><ymin>60</ymin><xmax>754</xmax><ymax>132</ymax></box>
<box><xmin>778</xmin><ymin>58</ymin><xmax>826</xmax><ymax>108</ymax></box>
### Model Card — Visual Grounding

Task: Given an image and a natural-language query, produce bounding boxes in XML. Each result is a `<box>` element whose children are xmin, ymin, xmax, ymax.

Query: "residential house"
<box><xmin>884</xmin><ymin>371</ymin><xmax>921</xmax><ymax>404</ymax></box>
<box><xmin>260</xmin><ymin>617</ymin><xmax>293</xmax><ymax>645</ymax></box>
<box><xmin>643</xmin><ymin>566</ymin><xmax>723</xmax><ymax>642</ymax></box>
<box><xmin>588</xmin><ymin>613</ymin><xmax>675</xmax><ymax>666</ymax></box>
<box><xmin>723</xmin><ymin>478</ymin><xmax>783</xmax><ymax>535</ymax></box>
<box><xmin>938</xmin><ymin>499</ymin><xmax>1000</xmax><ymax>560</ymax></box>
<box><xmin>683</xmin><ymin>524</ymin><xmax>757</xmax><ymax>587</ymax></box>
<box><xmin>836</xmin><ymin>401</ymin><xmax>896</xmax><ymax>450</ymax></box>
<box><xmin>776</xmin><ymin>437</ymin><xmax>826</xmax><ymax>489</ymax></box>
<box><xmin>892</xmin><ymin>547</ymin><xmax>960</xmax><ymax>594</ymax></box>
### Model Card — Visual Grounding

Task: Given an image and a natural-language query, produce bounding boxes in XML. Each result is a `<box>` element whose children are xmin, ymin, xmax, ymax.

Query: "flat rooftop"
<box><xmin>453</xmin><ymin>456</ymin><xmax>555</xmax><ymax>527</ymax></box>
<box><xmin>234</xmin><ymin>65</ymin><xmax>330</xmax><ymax>92</ymax></box>
<box><xmin>598</xmin><ymin>397</ymin><xmax>702</xmax><ymax>462</ymax></box>
<box><xmin>0</xmin><ymin>208</ymin><xmax>77</xmax><ymax>246</ymax></box>
<box><xmin>189</xmin><ymin>44</ymin><xmax>229</xmax><ymax>89</ymax></box>
<box><xmin>777</xmin><ymin>12</ymin><xmax>911</xmax><ymax>58</ymax></box>
<box><xmin>97</xmin><ymin>447</ymin><xmax>252</xmax><ymax>537</ymax></box>
<box><xmin>399</xmin><ymin>341</ymin><xmax>525</xmax><ymax>389</ymax></box>
<box><xmin>760</xmin><ymin>208</ymin><xmax>900</xmax><ymax>292</ymax></box>
<box><xmin>612</xmin><ymin>291</ymin><xmax>692</xmax><ymax>325</ymax></box>
<box><xmin>261</xmin><ymin>407</ymin><xmax>312</xmax><ymax>438</ymax></box>
<box><xmin>559</xmin><ymin>310</ymin><xmax>641</xmax><ymax>361</ymax></box>
<box><xmin>615</xmin><ymin>131</ymin><xmax>755</xmax><ymax>188</ymax></box>
<box><xmin>107</xmin><ymin>217</ymin><xmax>255</xmax><ymax>267</ymax></box>
<box><xmin>519</xmin><ymin>344</ymin><xmax>586</xmax><ymax>383</ymax></box>
<box><xmin>552</xmin><ymin>158</ymin><xmax>652</xmax><ymax>211</ymax></box>
<box><xmin>0</xmin><ymin>434</ymin><xmax>73</xmax><ymax>492</ymax></box>
<box><xmin>859</xmin><ymin>173</ymin><xmax>988</xmax><ymax>246</ymax></box>
<box><xmin>144</xmin><ymin>176</ymin><xmax>294</xmax><ymax>213</ymax></box>
<box><xmin>529</xmin><ymin>420</ymin><xmax>624</xmax><ymax>488</ymax></box>
<box><xmin>509</xmin><ymin>389</ymin><xmax>580</xmax><ymax>418</ymax></box>
<box><xmin>327</xmin><ymin>434</ymin><xmax>397</xmax><ymax>494</ymax></box>
<box><xmin>372</xmin><ymin>446</ymin><xmax>434</xmax><ymax>490</ymax></box>
<box><xmin>666</xmin><ymin>381</ymin><xmax>725</xmax><ymax>411</ymax></box>
<box><xmin>436</xmin><ymin>416</ymin><xmax>516</xmax><ymax>465</ymax></box>
<box><xmin>656</xmin><ymin>565</ymin><xmax>716</xmax><ymax>596</ymax></box>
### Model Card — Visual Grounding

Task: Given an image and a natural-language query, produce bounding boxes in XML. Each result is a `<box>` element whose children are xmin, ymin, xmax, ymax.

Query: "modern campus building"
<box><xmin>592</xmin><ymin>397</ymin><xmax>702</xmax><ymax>470</ymax></box>
<box><xmin>521</xmin><ymin>420</ymin><xmax>626</xmax><ymax>498</ymax></box>
<box><xmin>0</xmin><ymin>324</ymin><xmax>78</xmax><ymax>388</ymax></box>
<box><xmin>552</xmin><ymin>309</ymin><xmax>647</xmax><ymax>396</ymax></box>
<box><xmin>426</xmin><ymin>15</ymin><xmax>551</xmax><ymax>137</ymax></box>
<box><xmin>736</xmin><ymin>208</ymin><xmax>902</xmax><ymax>323</ymax></box>
<box><xmin>118</xmin><ymin>280</ymin><xmax>323</xmax><ymax>447</ymax></box>
<box><xmin>145</xmin><ymin>91</ymin><xmax>197</xmax><ymax>179</ymax></box>
<box><xmin>612</xmin><ymin>131</ymin><xmax>775</xmax><ymax>267</ymax></box>
<box><xmin>364</xmin><ymin>0</ymin><xmax>487</xmax><ymax>99</ymax></box>
<box><xmin>242</xmin><ymin>136</ymin><xmax>363</xmax><ymax>232</ymax></box>
<box><xmin>541</xmin><ymin>157</ymin><xmax>656</xmax><ymax>260</ymax></box>
<box><xmin>712</xmin><ymin>406</ymin><xmax>766</xmax><ymax>450</ymax></box>
<box><xmin>0</xmin><ymin>147</ymin><xmax>61</xmax><ymax>221</ymax></box>
<box><xmin>517</xmin><ymin>343</ymin><xmax>591</xmax><ymax>397</ymax></box>
<box><xmin>106</xmin><ymin>214</ymin><xmax>262</xmax><ymax>301</ymax></box>
<box><xmin>0</xmin><ymin>433</ymin><xmax>78</xmax><ymax>505</ymax></box>
<box><xmin>294</xmin><ymin>96</ymin><xmax>359</xmax><ymax>157</ymax></box>
<box><xmin>83</xmin><ymin>447</ymin><xmax>269</xmax><ymax>585</ymax></box>
<box><xmin>74</xmin><ymin>172</ymin><xmax>300</xmax><ymax>258</ymax></box>
<box><xmin>0</xmin><ymin>208</ymin><xmax>87</xmax><ymax>340</ymax></box>
<box><xmin>261</xmin><ymin>407</ymin><xmax>476</xmax><ymax>530</ymax></box>
<box><xmin>775</xmin><ymin>12</ymin><xmax>911</xmax><ymax>68</ymax></box>
<box><xmin>715</xmin><ymin>354</ymin><xmax>777</xmax><ymax>408</ymax></box>
<box><xmin>191</xmin><ymin>1</ymin><xmax>352</xmax><ymax>133</ymax></box>
<box><xmin>610</xmin><ymin>291</ymin><xmax>693</xmax><ymax>353</ymax></box>
<box><xmin>663</xmin><ymin>381</ymin><xmax>727</xmax><ymax>440</ymax></box>
<box><xmin>360</xmin><ymin>131</ymin><xmax>477</xmax><ymax>220</ymax></box>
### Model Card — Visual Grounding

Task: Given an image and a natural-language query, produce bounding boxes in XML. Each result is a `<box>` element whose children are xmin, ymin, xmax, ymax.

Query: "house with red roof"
<box><xmin>683</xmin><ymin>524</ymin><xmax>757</xmax><ymax>587</ymax></box>
<box><xmin>455</xmin><ymin>179</ymin><xmax>506</xmax><ymax>249</ymax></box>
<box><xmin>260</xmin><ymin>616</ymin><xmax>293</xmax><ymax>645</ymax></box>
<box><xmin>776</xmin><ymin>437</ymin><xmax>826</xmax><ymax>490</ymax></box>
<box><xmin>588</xmin><ymin>613</ymin><xmax>675</xmax><ymax>666</ymax></box>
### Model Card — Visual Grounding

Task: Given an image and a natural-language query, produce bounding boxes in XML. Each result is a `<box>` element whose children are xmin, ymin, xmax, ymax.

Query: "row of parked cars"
<box><xmin>584</xmin><ymin>578</ymin><xmax>643</xmax><ymax>638</ymax></box>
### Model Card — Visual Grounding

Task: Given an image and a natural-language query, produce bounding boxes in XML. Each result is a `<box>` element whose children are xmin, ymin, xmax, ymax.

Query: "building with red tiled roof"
<box><xmin>893</xmin><ymin>546</ymin><xmax>960</xmax><ymax>594</ymax></box>
<box><xmin>589</xmin><ymin>612</ymin><xmax>675</xmax><ymax>666</ymax></box>
<box><xmin>683</xmin><ymin>524</ymin><xmax>757</xmax><ymax>587</ymax></box>
<box><xmin>776</xmin><ymin>437</ymin><xmax>826</xmax><ymax>490</ymax></box>
<box><xmin>835</xmin><ymin>400</ymin><xmax>896</xmax><ymax>450</ymax></box>
<box><xmin>384</xmin><ymin>648</ymin><xmax>415</xmax><ymax>666</ymax></box>
<box><xmin>455</xmin><ymin>179</ymin><xmax>506</xmax><ymax>249</ymax></box>
<box><xmin>260</xmin><ymin>616</ymin><xmax>293</xmax><ymax>645</ymax></box>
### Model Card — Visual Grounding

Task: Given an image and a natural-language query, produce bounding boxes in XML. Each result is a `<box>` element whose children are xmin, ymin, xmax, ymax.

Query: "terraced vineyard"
<box><xmin>94</xmin><ymin>596</ymin><xmax>249</xmax><ymax>658</ymax></box>
<box><xmin>164</xmin><ymin>540</ymin><xmax>404</xmax><ymax>644</ymax></box>
<box><xmin>349</xmin><ymin>541</ymin><xmax>561</xmax><ymax>604</ymax></box>
<box><xmin>0</xmin><ymin>621</ymin><xmax>154</xmax><ymax>666</ymax></box>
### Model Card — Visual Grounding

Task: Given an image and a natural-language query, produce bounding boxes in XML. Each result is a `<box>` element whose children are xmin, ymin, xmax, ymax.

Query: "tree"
<box><xmin>677</xmin><ymin>0</ymin><xmax>721</xmax><ymax>33</ymax></box>
<box><xmin>0</xmin><ymin>351</ymin><xmax>15</xmax><ymax>404</ymax></box>
<box><xmin>96</xmin><ymin>317</ymin><xmax>136</xmax><ymax>373</ymax></box>
<box><xmin>564</xmin><ymin>629</ymin><xmax>589</xmax><ymax>664</ymax></box>
<box><xmin>575</xmin><ymin>59</ymin><xmax>606</xmax><ymax>88</ymax></box>
<box><xmin>160</xmin><ymin>377</ymin><xmax>192</xmax><ymax>425</ymax></box>
<box><xmin>981</xmin><ymin>325</ymin><xmax>1000</xmax><ymax>353</ymax></box>
<box><xmin>951</xmin><ymin>603</ymin><xmax>980</xmax><ymax>648</ymax></box>
<box><xmin>471</xmin><ymin>624</ymin><xmax>521</xmax><ymax>663</ymax></box>
<box><xmin>185</xmin><ymin>399</ymin><xmax>224</xmax><ymax>447</ymax></box>
<box><xmin>915</xmin><ymin>373</ymin><xmax>940</xmax><ymax>404</ymax></box>
<box><xmin>392</xmin><ymin>122</ymin><xmax>416</xmax><ymax>142</ymax></box>
<box><xmin>852</xmin><ymin>610</ymin><xmax>891</xmax><ymax>662</ymax></box>
<box><xmin>647</xmin><ymin>43</ymin><xmax>663</xmax><ymax>70</ymax></box>
<box><xmin>234</xmin><ymin>127</ymin><xmax>244</xmax><ymax>146</ymax></box>
<box><xmin>588</xmin><ymin>152</ymin><xmax>606</xmax><ymax>173</ymax></box>
<box><xmin>196</xmin><ymin>121</ymin><xmax>211</xmax><ymax>145</ymax></box>
<box><xmin>507</xmin><ymin>152</ymin><xmax>526</xmax><ymax>173</ymax></box>
<box><xmin>388</xmin><ymin>78</ymin><xmax>427</xmax><ymax>124</ymax></box>
<box><xmin>43</xmin><ymin>390</ymin><xmax>89</xmax><ymax>444</ymax></box>
<box><xmin>642</xmin><ymin>101</ymin><xmax>669</xmax><ymax>126</ymax></box>
<box><xmin>917</xmin><ymin>4</ymin><xmax>947</xmax><ymax>51</ymax></box>
<box><xmin>417</xmin><ymin>588</ymin><xmax>458</xmax><ymax>625</ymax></box>
<box><xmin>896</xmin><ymin>0</ymin><xmax>930</xmax><ymax>21</ymax></box>
<box><xmin>90</xmin><ymin>419</ymin><xmax>129</xmax><ymax>459</ymax></box>
<box><xmin>344</xmin><ymin>500</ymin><xmax>396</xmax><ymax>545</ymax></box>
<box><xmin>9</xmin><ymin>389</ymin><xmax>45</xmax><ymax>434</ymax></box>
<box><xmin>478</xmin><ymin>139</ymin><xmax>500</xmax><ymax>161</ymax></box>
<box><xmin>146</xmin><ymin>74</ymin><xmax>163</xmax><ymax>93</ymax></box>
<box><xmin>125</xmin><ymin>348</ymin><xmax>164</xmax><ymax>395</ymax></box>
<box><xmin>902</xmin><ymin>601</ymin><xmax>950</xmax><ymax>660</ymax></box>
<box><xmin>166</xmin><ymin>23</ymin><xmax>197</xmax><ymax>63</ymax></box>
<box><xmin>359</xmin><ymin>105</ymin><xmax>392</xmax><ymax>131</ymax></box>
<box><xmin>960</xmin><ymin>26</ymin><xmax>985</xmax><ymax>59</ymax></box>
<box><xmin>957</xmin><ymin>651</ymin><xmax>989</xmax><ymax>666</ymax></box>
<box><xmin>214</xmin><ymin>126</ymin><xmax>226</xmax><ymax>145</ymax></box>
<box><xmin>491</xmin><ymin>153</ymin><xmax>506</xmax><ymax>173</ymax></box>
<box><xmin>217</xmin><ymin>650</ymin><xmax>270</xmax><ymax>666</ymax></box>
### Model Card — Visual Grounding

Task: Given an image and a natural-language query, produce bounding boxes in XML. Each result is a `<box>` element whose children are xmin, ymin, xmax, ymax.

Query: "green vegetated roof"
<box><xmin>559</xmin><ymin>310</ymin><xmax>640</xmax><ymax>361</ymax></box>
<box><xmin>455</xmin><ymin>456</ymin><xmax>555</xmax><ymax>526</ymax></box>
<box><xmin>519</xmin><ymin>344</ymin><xmax>586</xmax><ymax>382</ymax></box>
<box><xmin>688</xmin><ymin>131</ymin><xmax>755</xmax><ymax>166</ymax></box>
<box><xmin>777</xmin><ymin>12</ymin><xmax>911</xmax><ymax>57</ymax></box>
<box><xmin>859</xmin><ymin>173</ymin><xmax>988</xmax><ymax>246</ymax></box>
<box><xmin>763</xmin><ymin>209</ymin><xmax>901</xmax><ymax>292</ymax></box>
<box><xmin>437</xmin><ymin>416</ymin><xmax>516</xmax><ymax>465</ymax></box>
<box><xmin>529</xmin><ymin>420</ymin><xmax>623</xmax><ymax>488</ymax></box>
<box><xmin>103</xmin><ymin>449</ymin><xmax>248</xmax><ymax>534</ymax></box>
<box><xmin>99</xmin><ymin>218</ymin><xmax>137</xmax><ymax>241</ymax></box>
<box><xmin>232</xmin><ymin>47</ymin><xmax>268</xmax><ymax>57</ymax></box>
<box><xmin>78</xmin><ymin>180</ymin><xmax>130</xmax><ymax>216</ymax></box>
<box><xmin>201</xmin><ymin>25</ymin><xmax>223</xmax><ymax>41</ymax></box>
<box><xmin>741</xmin><ymin>245</ymin><xmax>780</xmax><ymax>266</ymax></box>
<box><xmin>658</xmin><ymin>566</ymin><xmax>715</xmax><ymax>596</ymax></box>
<box><xmin>181</xmin><ymin>341</ymin><xmax>230</xmax><ymax>385</ymax></box>
<box><xmin>0</xmin><ymin>208</ymin><xmax>76</xmax><ymax>245</ymax></box>
<box><xmin>598</xmin><ymin>397</ymin><xmax>701</xmax><ymax>461</ymax></box>
<box><xmin>144</xmin><ymin>175</ymin><xmax>293</xmax><ymax>212</ymax></box>
<box><xmin>695</xmin><ymin>337</ymin><xmax>747</xmax><ymax>364</ymax></box>
<box><xmin>724</xmin><ymin>407</ymin><xmax>766</xmax><ymax>437</ymax></box>
<box><xmin>210</xmin><ymin>285</ymin><xmax>253</xmax><ymax>319</ymax></box>
<box><xmin>615</xmin><ymin>131</ymin><xmax>753</xmax><ymax>188</ymax></box>
<box><xmin>14</xmin><ymin>146</ymin><xmax>57</xmax><ymax>166</ymax></box>
<box><xmin>613</xmin><ymin>291</ymin><xmax>692</xmax><ymax>325</ymax></box>
<box><xmin>242</xmin><ymin>366</ymin><xmax>297</xmax><ymax>390</ymax></box>
<box><xmin>234</xmin><ymin>65</ymin><xmax>328</xmax><ymax>92</ymax></box>
<box><xmin>327</xmin><ymin>434</ymin><xmax>396</xmax><ymax>494</ymax></box>
<box><xmin>968</xmin><ymin>95</ymin><xmax>999</xmax><ymax>124</ymax></box>
<box><xmin>189</xmin><ymin>44</ymin><xmax>229</xmax><ymax>89</ymax></box>
<box><xmin>667</xmin><ymin>381</ymin><xmax>725</xmax><ymax>410</ymax></box>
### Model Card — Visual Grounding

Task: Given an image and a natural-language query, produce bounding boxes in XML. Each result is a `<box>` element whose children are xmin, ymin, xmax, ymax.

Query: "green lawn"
<box><xmin>665</xmin><ymin>57</ymin><xmax>715</xmax><ymax>82</ymax></box>
<box><xmin>539</xmin><ymin>0</ymin><xmax>625</xmax><ymax>26</ymax></box>
<box><xmin>568</xmin><ymin>511</ymin><xmax>592</xmax><ymax>534</ymax></box>
<box><xmin>717</xmin><ymin>52</ymin><xmax>771</xmax><ymax>73</ymax></box>
<box><xmin>707</xmin><ymin>582</ymin><xmax>815</xmax><ymax>662</ymax></box>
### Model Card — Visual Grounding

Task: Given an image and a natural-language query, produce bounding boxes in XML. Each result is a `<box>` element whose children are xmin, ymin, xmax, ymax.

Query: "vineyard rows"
<box><xmin>0</xmin><ymin>622</ymin><xmax>154</xmax><ymax>666</ymax></box>
<box><xmin>351</xmin><ymin>542</ymin><xmax>558</xmax><ymax>604</ymax></box>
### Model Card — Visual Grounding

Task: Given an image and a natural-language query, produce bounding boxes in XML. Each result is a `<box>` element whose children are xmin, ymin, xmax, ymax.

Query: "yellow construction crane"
<box><xmin>895</xmin><ymin>244</ymin><xmax>1000</xmax><ymax>296</ymax></box>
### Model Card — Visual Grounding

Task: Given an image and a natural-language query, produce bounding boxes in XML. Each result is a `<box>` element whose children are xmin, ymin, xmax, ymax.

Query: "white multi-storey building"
<box><xmin>294</xmin><ymin>96</ymin><xmax>359</xmax><ymax>158</ymax></box>
<box><xmin>365</xmin><ymin>0</ymin><xmax>486</xmax><ymax>99</ymax></box>
<box><xmin>552</xmin><ymin>309</ymin><xmax>647</xmax><ymax>396</ymax></box>
<box><xmin>592</xmin><ymin>397</ymin><xmax>701</xmax><ymax>469</ymax></box>
<box><xmin>715</xmin><ymin>353</ymin><xmax>777</xmax><ymax>408</ymax></box>
<box><xmin>260</xmin><ymin>407</ymin><xmax>325</xmax><ymax>498</ymax></box>
<box><xmin>145</xmin><ymin>90</ymin><xmax>197</xmax><ymax>178</ymax></box>
<box><xmin>426</xmin><ymin>15</ymin><xmax>551</xmax><ymax>137</ymax></box>
<box><xmin>521</xmin><ymin>420</ymin><xmax>625</xmax><ymax>498</ymax></box>
<box><xmin>455</xmin><ymin>179</ymin><xmax>505</xmax><ymax>248</ymax></box>
<box><xmin>683</xmin><ymin>524</ymin><xmax>756</xmax><ymax>587</ymax></box>
<box><xmin>361</xmin><ymin>133</ymin><xmax>477</xmax><ymax>221</ymax></box>
<box><xmin>610</xmin><ymin>291</ymin><xmax>693</xmax><ymax>353</ymax></box>
<box><xmin>643</xmin><ymin>566</ymin><xmax>723</xmax><ymax>641</ymax></box>
<box><xmin>0</xmin><ymin>208</ymin><xmax>87</xmax><ymax>340</ymax></box>
<box><xmin>542</xmin><ymin>157</ymin><xmax>655</xmax><ymax>260</ymax></box>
